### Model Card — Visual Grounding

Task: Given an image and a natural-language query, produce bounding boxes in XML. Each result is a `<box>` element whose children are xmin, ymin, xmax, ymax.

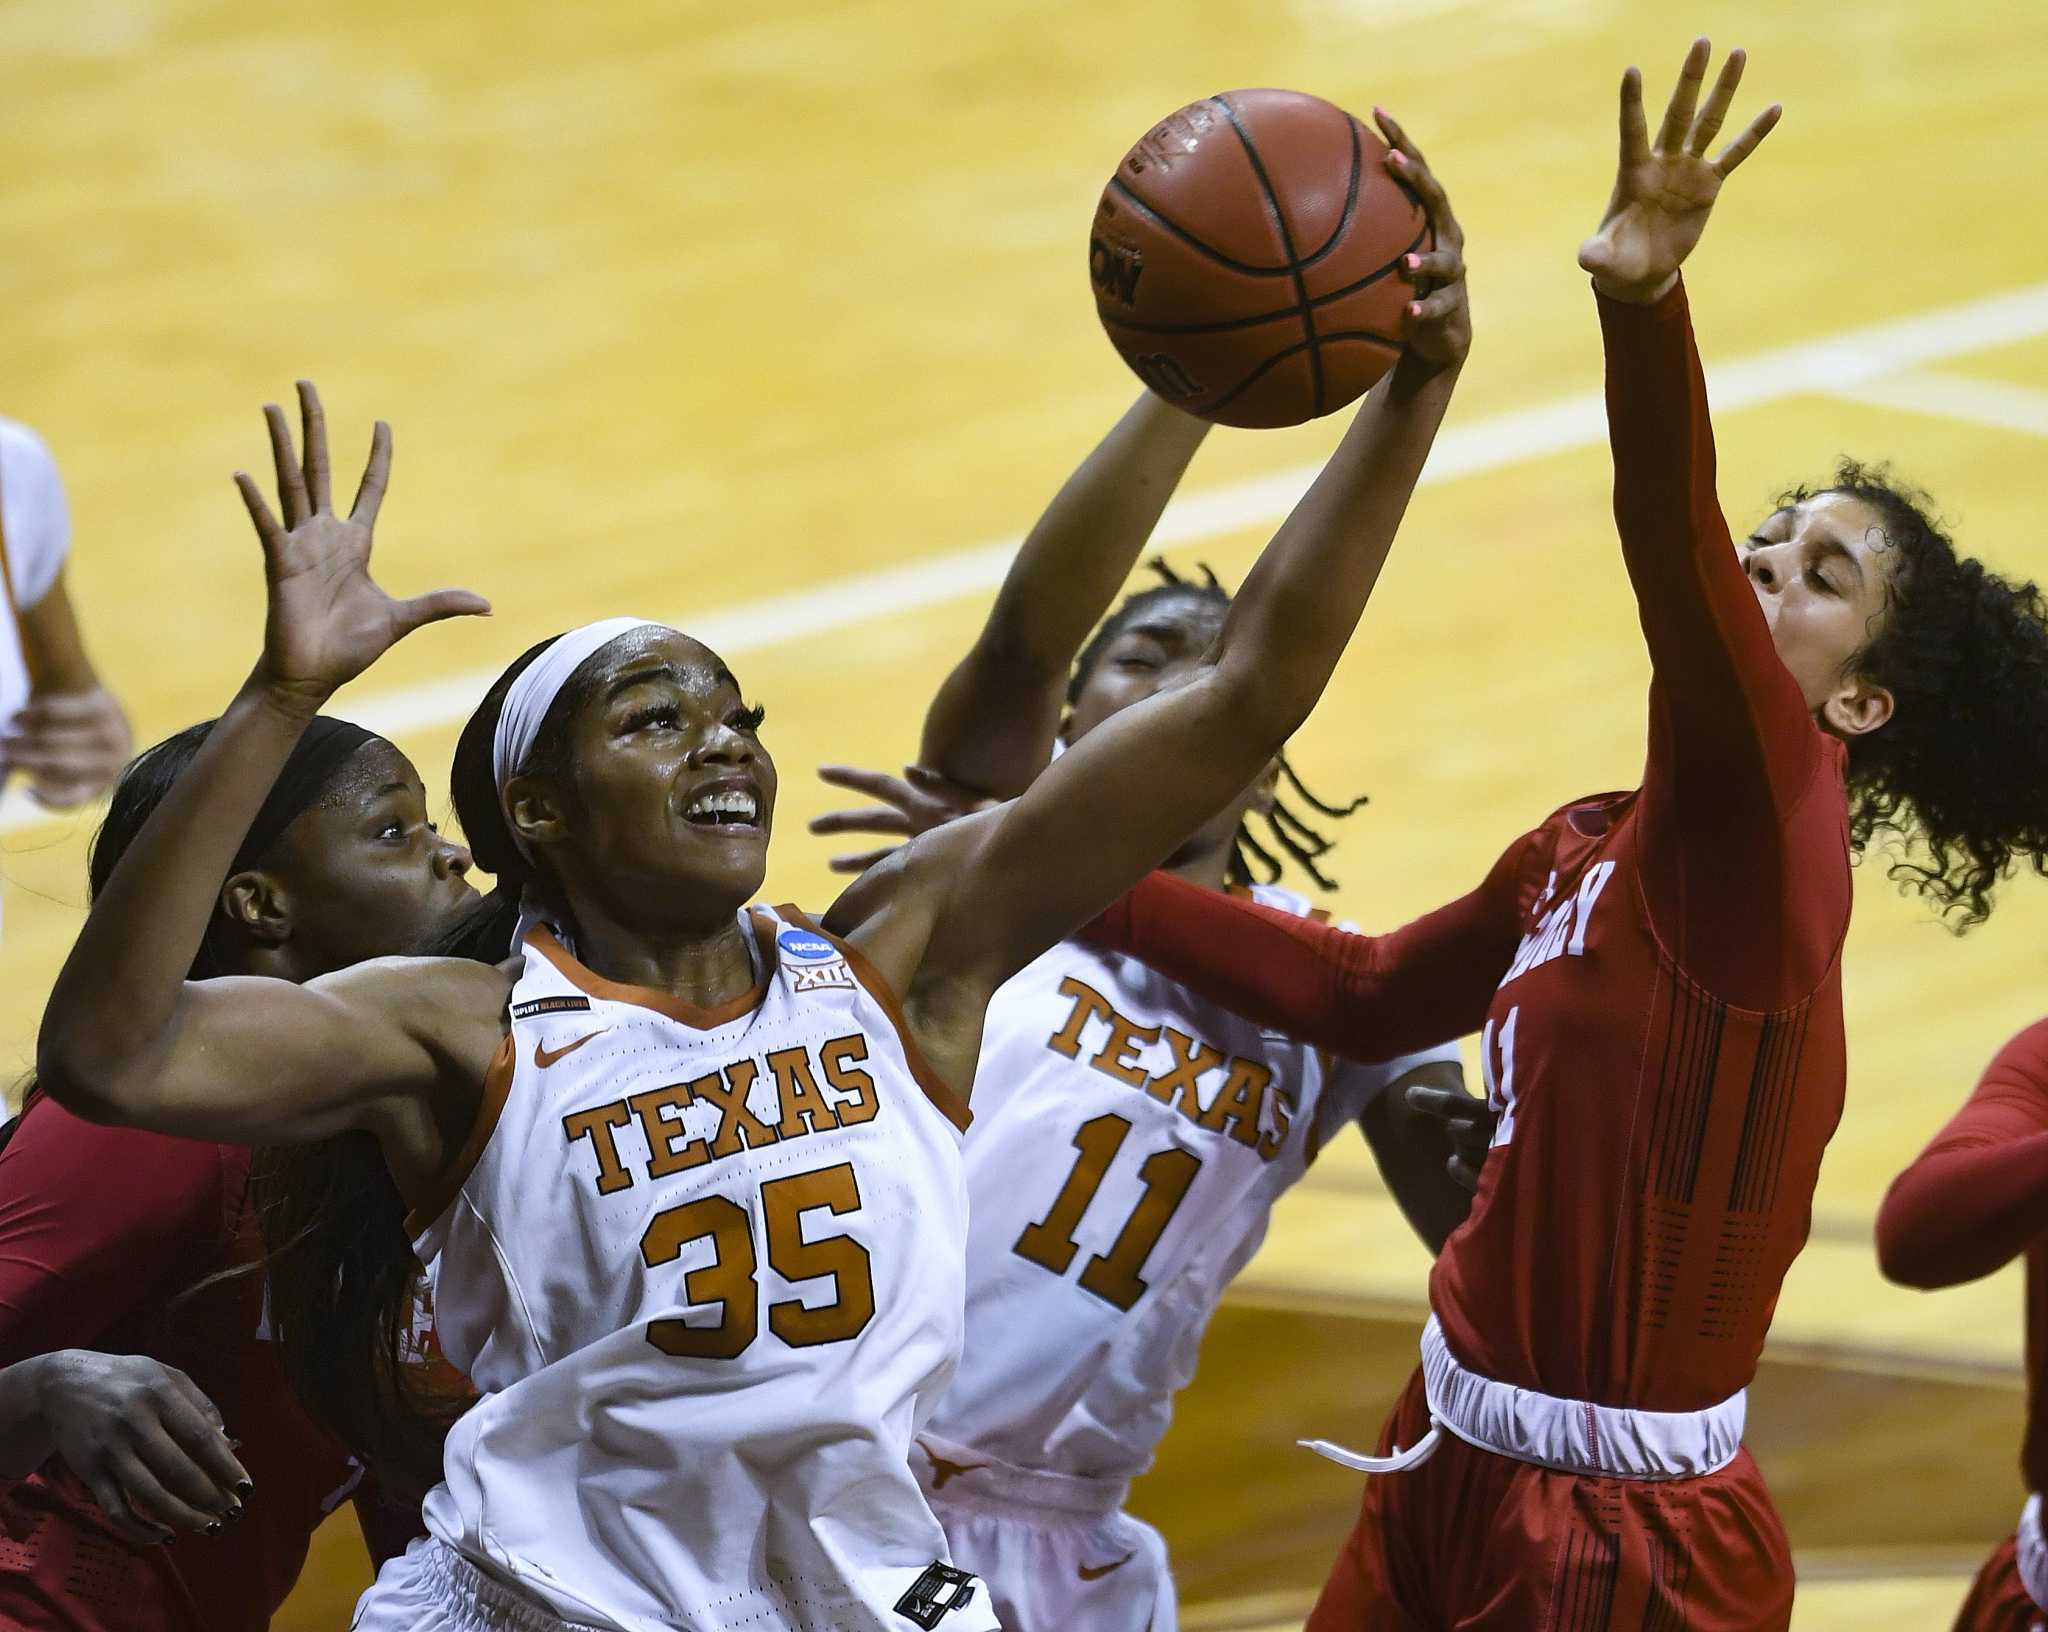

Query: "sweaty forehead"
<box><xmin>1111</xmin><ymin>590</ymin><xmax>1227</xmax><ymax>646</ymax></box>
<box><xmin>312</xmin><ymin>737</ymin><xmax>422</xmax><ymax>812</ymax></box>
<box><xmin>591</xmin><ymin>627</ymin><xmax>740</xmax><ymax>696</ymax></box>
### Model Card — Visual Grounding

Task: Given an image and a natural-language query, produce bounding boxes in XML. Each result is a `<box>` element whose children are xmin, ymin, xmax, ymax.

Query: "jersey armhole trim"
<box><xmin>777</xmin><ymin>904</ymin><xmax>972</xmax><ymax>1135</ymax></box>
<box><xmin>404</xmin><ymin>1033</ymin><xmax>517</xmax><ymax>1238</ymax></box>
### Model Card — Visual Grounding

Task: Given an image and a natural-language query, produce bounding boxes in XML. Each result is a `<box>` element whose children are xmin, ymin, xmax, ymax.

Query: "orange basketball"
<box><xmin>1090</xmin><ymin>90</ymin><xmax>1431</xmax><ymax>428</ymax></box>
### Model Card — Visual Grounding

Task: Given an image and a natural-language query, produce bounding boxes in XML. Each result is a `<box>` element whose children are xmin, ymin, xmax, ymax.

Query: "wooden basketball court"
<box><xmin>1</xmin><ymin>0</ymin><xmax>2044</xmax><ymax>1624</ymax></box>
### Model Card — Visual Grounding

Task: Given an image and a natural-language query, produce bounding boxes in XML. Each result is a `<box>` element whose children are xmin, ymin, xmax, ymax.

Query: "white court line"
<box><xmin>6</xmin><ymin>280</ymin><xmax>2048</xmax><ymax>842</ymax></box>
<box><xmin>1830</xmin><ymin>367</ymin><xmax>2048</xmax><ymax>439</ymax></box>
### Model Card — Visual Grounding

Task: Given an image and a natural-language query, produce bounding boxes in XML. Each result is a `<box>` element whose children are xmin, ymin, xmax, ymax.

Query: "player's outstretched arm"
<box><xmin>36</xmin><ymin>386</ymin><xmax>496</xmax><ymax>1170</ymax></box>
<box><xmin>1877</xmin><ymin>1019</ymin><xmax>2048</xmax><ymax>1289</ymax></box>
<box><xmin>847</xmin><ymin>116</ymin><xmax>1468</xmax><ymax>1065</ymax></box>
<box><xmin>1582</xmin><ymin>44</ymin><xmax>1836</xmax><ymax>1008</ymax></box>
<box><xmin>917</xmin><ymin>392</ymin><xmax>1211</xmax><ymax>798</ymax></box>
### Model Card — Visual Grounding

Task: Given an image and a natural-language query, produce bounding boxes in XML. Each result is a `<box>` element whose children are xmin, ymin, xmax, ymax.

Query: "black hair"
<box><xmin>91</xmin><ymin>723</ymin><xmax>255</xmax><ymax>977</ymax></box>
<box><xmin>252</xmin><ymin>634</ymin><xmax>600</xmax><ymax>1497</ymax></box>
<box><xmin>1783</xmin><ymin>461</ymin><xmax>2048</xmax><ymax>928</ymax></box>
<box><xmin>1068</xmin><ymin>559</ymin><xmax>1367</xmax><ymax>890</ymax></box>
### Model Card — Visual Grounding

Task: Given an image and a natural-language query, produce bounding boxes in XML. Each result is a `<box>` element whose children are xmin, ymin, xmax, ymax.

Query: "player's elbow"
<box><xmin>1872</xmin><ymin>1193</ymin><xmax>1958</xmax><ymax>1290</ymax></box>
<box><xmin>1207</xmin><ymin>649</ymin><xmax>1317</xmax><ymax>748</ymax></box>
<box><xmin>33</xmin><ymin>1021</ymin><xmax>158</xmax><ymax>1128</ymax></box>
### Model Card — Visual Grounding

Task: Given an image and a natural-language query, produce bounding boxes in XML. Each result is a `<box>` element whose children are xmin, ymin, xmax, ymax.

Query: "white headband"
<box><xmin>492</xmin><ymin>617</ymin><xmax>668</xmax><ymax>861</ymax></box>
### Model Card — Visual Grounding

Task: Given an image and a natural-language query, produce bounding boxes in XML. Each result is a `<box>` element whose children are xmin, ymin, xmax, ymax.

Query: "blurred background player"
<box><xmin>1879</xmin><ymin>1022</ymin><xmax>2048</xmax><ymax>1632</ymax></box>
<box><xmin>0</xmin><ymin>693</ymin><xmax>477</xmax><ymax>1629</ymax></box>
<box><xmin>806</xmin><ymin>120</ymin><xmax>1476</xmax><ymax>1632</ymax></box>
<box><xmin>0</xmin><ymin>418</ymin><xmax>130</xmax><ymax>811</ymax></box>
<box><xmin>1078</xmin><ymin>41</ymin><xmax>2048</xmax><ymax>1629</ymax></box>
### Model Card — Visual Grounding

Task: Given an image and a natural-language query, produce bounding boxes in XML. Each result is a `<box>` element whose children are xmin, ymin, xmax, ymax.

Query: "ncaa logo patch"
<box><xmin>779</xmin><ymin>928</ymin><xmax>837</xmax><ymax>961</ymax></box>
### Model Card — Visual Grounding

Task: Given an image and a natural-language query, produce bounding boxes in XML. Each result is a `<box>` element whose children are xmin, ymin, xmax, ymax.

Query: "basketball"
<box><xmin>1090</xmin><ymin>89</ymin><xmax>1432</xmax><ymax>428</ymax></box>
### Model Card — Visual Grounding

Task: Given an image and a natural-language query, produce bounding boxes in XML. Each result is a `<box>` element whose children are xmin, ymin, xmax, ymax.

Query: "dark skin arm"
<box><xmin>916</xmin><ymin>393</ymin><xmax>1210</xmax><ymax>797</ymax></box>
<box><xmin>830</xmin><ymin>117</ymin><xmax>1470</xmax><ymax>1098</ymax></box>
<box><xmin>6</xmin><ymin>572</ymin><xmax>134</xmax><ymax>809</ymax></box>
<box><xmin>35</xmin><ymin>385</ymin><xmax>502</xmax><ymax>1195</ymax></box>
<box><xmin>812</xmin><ymin>396</ymin><xmax>1208</xmax><ymax>871</ymax></box>
<box><xmin>1362</xmin><ymin>1059</ymin><xmax>1484</xmax><ymax>1252</ymax></box>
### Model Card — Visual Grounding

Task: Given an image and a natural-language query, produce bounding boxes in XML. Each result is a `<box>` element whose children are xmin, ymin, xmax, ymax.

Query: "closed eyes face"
<box><xmin>1740</xmin><ymin>491</ymin><xmax>1900</xmax><ymax>735</ymax></box>
<box><xmin>1065</xmin><ymin>592</ymin><xmax>1228</xmax><ymax>744</ymax></box>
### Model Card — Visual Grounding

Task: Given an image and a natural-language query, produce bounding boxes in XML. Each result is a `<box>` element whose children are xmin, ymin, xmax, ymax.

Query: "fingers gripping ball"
<box><xmin>1091</xmin><ymin>90</ymin><xmax>1431</xmax><ymax>429</ymax></box>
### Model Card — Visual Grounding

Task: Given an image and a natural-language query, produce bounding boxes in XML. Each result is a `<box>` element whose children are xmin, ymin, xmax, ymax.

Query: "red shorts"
<box><xmin>1952</xmin><ymin>1536</ymin><xmax>2045</xmax><ymax>1632</ymax></box>
<box><xmin>1305</xmin><ymin>1366</ymin><xmax>1793</xmax><ymax>1632</ymax></box>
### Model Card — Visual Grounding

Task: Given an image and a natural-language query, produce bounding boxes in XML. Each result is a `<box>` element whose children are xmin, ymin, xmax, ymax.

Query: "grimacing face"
<box><xmin>510</xmin><ymin>627</ymin><xmax>778</xmax><ymax>936</ymax></box>
<box><xmin>1741</xmin><ymin>490</ymin><xmax>1901</xmax><ymax>738</ymax></box>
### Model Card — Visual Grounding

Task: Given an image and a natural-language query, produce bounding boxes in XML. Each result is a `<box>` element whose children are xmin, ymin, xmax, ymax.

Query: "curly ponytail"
<box><xmin>1795</xmin><ymin>462</ymin><xmax>2048</xmax><ymax>928</ymax></box>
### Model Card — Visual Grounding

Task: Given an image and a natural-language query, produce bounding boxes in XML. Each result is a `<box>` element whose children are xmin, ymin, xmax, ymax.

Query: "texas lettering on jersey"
<box><xmin>559</xmin><ymin>1032</ymin><xmax>880</xmax><ymax>1195</ymax></box>
<box><xmin>1045</xmin><ymin>974</ymin><xmax>1291</xmax><ymax>1161</ymax></box>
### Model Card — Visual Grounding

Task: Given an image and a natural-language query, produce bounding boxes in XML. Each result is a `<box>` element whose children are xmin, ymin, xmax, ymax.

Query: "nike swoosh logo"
<box><xmin>1077</xmin><ymin>1552</ymin><xmax>1135</xmax><ymax>1582</ymax></box>
<box><xmin>534</xmin><ymin>1029</ymin><xmax>609</xmax><ymax>1069</ymax></box>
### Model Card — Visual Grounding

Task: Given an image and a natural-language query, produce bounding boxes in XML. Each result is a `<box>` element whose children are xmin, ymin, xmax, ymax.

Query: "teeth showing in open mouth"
<box><xmin>685</xmin><ymin>789</ymin><xmax>760</xmax><ymax>827</ymax></box>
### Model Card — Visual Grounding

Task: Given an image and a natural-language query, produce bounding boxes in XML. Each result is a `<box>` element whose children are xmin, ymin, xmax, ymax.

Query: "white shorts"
<box><xmin>352</xmin><ymin>1536</ymin><xmax>608</xmax><ymax>1632</ymax></box>
<box><xmin>917</xmin><ymin>1437</ymin><xmax>1174</xmax><ymax>1632</ymax></box>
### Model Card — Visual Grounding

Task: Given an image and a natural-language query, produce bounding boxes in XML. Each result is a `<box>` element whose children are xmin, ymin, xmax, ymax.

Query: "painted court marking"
<box><xmin>6</xmin><ymin>279</ymin><xmax>2048</xmax><ymax>841</ymax></box>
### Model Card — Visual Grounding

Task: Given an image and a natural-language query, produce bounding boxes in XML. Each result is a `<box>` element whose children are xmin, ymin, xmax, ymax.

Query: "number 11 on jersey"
<box><xmin>1481</xmin><ymin>1007</ymin><xmax>1520</xmax><ymax>1149</ymax></box>
<box><xmin>1013</xmin><ymin>1114</ymin><xmax>1204</xmax><ymax>1311</ymax></box>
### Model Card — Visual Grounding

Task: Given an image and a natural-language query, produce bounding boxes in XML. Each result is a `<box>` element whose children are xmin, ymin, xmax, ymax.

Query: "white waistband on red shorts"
<box><xmin>914</xmin><ymin>1432</ymin><xmax>1129</xmax><ymax>1519</ymax></box>
<box><xmin>2017</xmin><ymin>1493</ymin><xmax>2048</xmax><ymax>1609</ymax></box>
<box><xmin>1302</xmin><ymin>1314</ymin><xmax>1747</xmax><ymax>1483</ymax></box>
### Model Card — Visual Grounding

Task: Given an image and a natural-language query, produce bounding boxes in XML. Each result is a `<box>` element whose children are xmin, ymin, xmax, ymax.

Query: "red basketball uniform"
<box><xmin>0</xmin><ymin>1089</ymin><xmax>417</xmax><ymax>1632</ymax></box>
<box><xmin>1878</xmin><ymin>1019</ymin><xmax>2048</xmax><ymax>1632</ymax></box>
<box><xmin>1092</xmin><ymin>281</ymin><xmax>1847</xmax><ymax>1628</ymax></box>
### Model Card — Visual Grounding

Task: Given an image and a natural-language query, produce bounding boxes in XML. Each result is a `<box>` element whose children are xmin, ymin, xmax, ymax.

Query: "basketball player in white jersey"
<box><xmin>40</xmin><ymin>132</ymin><xmax>1465</xmax><ymax>1632</ymax></box>
<box><xmin>0</xmin><ymin>418</ymin><xmax>131</xmax><ymax>809</ymax></box>
<box><xmin>809</xmin><ymin>168</ymin><xmax>1478</xmax><ymax>1625</ymax></box>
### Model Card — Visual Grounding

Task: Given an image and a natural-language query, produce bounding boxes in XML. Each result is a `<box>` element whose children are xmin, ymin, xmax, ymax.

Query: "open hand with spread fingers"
<box><xmin>809</xmin><ymin>762</ymin><xmax>998</xmax><ymax>874</ymax></box>
<box><xmin>1579</xmin><ymin>38</ymin><xmax>1781</xmax><ymax>305</ymax></box>
<box><xmin>235</xmin><ymin>381</ymin><xmax>489</xmax><ymax>714</ymax></box>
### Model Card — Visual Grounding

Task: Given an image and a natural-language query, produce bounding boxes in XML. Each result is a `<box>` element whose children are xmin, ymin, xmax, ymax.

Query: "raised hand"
<box><xmin>809</xmin><ymin>762</ymin><xmax>998</xmax><ymax>874</ymax></box>
<box><xmin>1376</xmin><ymin>109</ymin><xmax>1470</xmax><ymax>371</ymax></box>
<box><xmin>235</xmin><ymin>382</ymin><xmax>488</xmax><ymax>710</ymax></box>
<box><xmin>1579</xmin><ymin>39</ymin><xmax>1781</xmax><ymax>305</ymax></box>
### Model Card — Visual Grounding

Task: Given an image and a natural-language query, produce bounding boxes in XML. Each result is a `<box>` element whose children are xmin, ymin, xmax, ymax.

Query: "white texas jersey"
<box><xmin>926</xmin><ymin>883</ymin><xmax>1459</xmax><ymax>1486</ymax></box>
<box><xmin>409</xmin><ymin>907</ymin><xmax>998</xmax><ymax>1632</ymax></box>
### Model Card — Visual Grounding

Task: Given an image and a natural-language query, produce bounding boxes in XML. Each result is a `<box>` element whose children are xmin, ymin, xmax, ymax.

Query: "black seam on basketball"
<box><xmin>1215</xmin><ymin>94</ymin><xmax>1324</xmax><ymax>417</ymax></box>
<box><xmin>1195</xmin><ymin>334</ymin><xmax>1318</xmax><ymax>419</ymax></box>
<box><xmin>1106</xmin><ymin>176</ymin><xmax>1294</xmax><ymax>277</ymax></box>
<box><xmin>1195</xmin><ymin>328</ymin><xmax>1407</xmax><ymax>421</ymax></box>
<box><xmin>1293</xmin><ymin>117</ymin><xmax>1365</xmax><ymax>271</ymax></box>
<box><xmin>1102</xmin><ymin>233</ymin><xmax>1423</xmax><ymax>338</ymax></box>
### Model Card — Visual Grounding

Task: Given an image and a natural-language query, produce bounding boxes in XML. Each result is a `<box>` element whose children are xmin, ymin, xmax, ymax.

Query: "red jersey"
<box><xmin>1877</xmin><ymin>1018</ymin><xmax>2048</xmax><ymax>1492</ymax></box>
<box><xmin>1092</xmin><ymin>282</ymin><xmax>1852</xmax><ymax>1412</ymax></box>
<box><xmin>0</xmin><ymin>1090</ymin><xmax>372</xmax><ymax>1632</ymax></box>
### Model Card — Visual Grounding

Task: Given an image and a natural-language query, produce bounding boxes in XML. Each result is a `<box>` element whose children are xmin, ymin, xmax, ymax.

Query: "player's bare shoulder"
<box><xmin>823</xmin><ymin>803</ymin><xmax>1011</xmax><ymax>994</ymax></box>
<box><xmin>307</xmin><ymin>953</ymin><xmax>515</xmax><ymax>1081</ymax></box>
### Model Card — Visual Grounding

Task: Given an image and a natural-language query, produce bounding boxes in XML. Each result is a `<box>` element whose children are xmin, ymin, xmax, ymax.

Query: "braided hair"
<box><xmin>1068</xmin><ymin>559</ymin><xmax>1368</xmax><ymax>890</ymax></box>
